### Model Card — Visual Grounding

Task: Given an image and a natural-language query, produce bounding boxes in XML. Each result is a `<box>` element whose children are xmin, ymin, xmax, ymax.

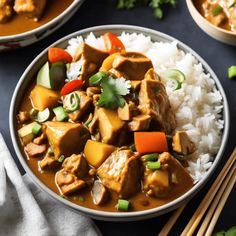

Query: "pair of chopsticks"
<box><xmin>159</xmin><ymin>147</ymin><xmax>236</xmax><ymax>236</ymax></box>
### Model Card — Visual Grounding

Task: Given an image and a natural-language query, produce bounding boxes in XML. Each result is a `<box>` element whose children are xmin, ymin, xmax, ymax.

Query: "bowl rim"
<box><xmin>186</xmin><ymin>0</ymin><xmax>236</xmax><ymax>36</ymax></box>
<box><xmin>0</xmin><ymin>0</ymin><xmax>84</xmax><ymax>41</ymax></box>
<box><xmin>9</xmin><ymin>24</ymin><xmax>230</xmax><ymax>220</ymax></box>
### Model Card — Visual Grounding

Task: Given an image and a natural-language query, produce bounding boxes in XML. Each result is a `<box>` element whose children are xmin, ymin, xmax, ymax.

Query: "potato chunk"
<box><xmin>30</xmin><ymin>85</ymin><xmax>60</xmax><ymax>111</ymax></box>
<box><xmin>97</xmin><ymin>108</ymin><xmax>125</xmax><ymax>144</ymax></box>
<box><xmin>45</xmin><ymin>122</ymin><xmax>89</xmax><ymax>159</ymax></box>
<box><xmin>84</xmin><ymin>140</ymin><xmax>116</xmax><ymax>168</ymax></box>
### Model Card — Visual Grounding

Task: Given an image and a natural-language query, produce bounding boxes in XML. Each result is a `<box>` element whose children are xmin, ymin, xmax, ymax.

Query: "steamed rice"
<box><xmin>66</xmin><ymin>32</ymin><xmax>223</xmax><ymax>183</ymax></box>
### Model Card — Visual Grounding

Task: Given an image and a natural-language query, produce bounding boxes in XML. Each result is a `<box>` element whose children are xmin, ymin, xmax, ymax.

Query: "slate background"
<box><xmin>0</xmin><ymin>0</ymin><xmax>235</xmax><ymax>235</ymax></box>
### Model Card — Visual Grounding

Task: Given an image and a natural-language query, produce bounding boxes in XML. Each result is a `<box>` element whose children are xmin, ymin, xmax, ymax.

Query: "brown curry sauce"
<box><xmin>19</xmin><ymin>86</ymin><xmax>193</xmax><ymax>212</ymax></box>
<box><xmin>0</xmin><ymin>0</ymin><xmax>73</xmax><ymax>37</ymax></box>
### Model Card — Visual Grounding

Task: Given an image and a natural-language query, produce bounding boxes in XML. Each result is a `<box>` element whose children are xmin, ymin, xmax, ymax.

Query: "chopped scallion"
<box><xmin>53</xmin><ymin>106</ymin><xmax>68</xmax><ymax>121</ymax></box>
<box><xmin>142</xmin><ymin>153</ymin><xmax>158</xmax><ymax>162</ymax></box>
<box><xmin>63</xmin><ymin>92</ymin><xmax>80</xmax><ymax>112</ymax></box>
<box><xmin>146</xmin><ymin>161</ymin><xmax>161</xmax><ymax>170</ymax></box>
<box><xmin>48</xmin><ymin>147</ymin><xmax>54</xmax><ymax>156</ymax></box>
<box><xmin>212</xmin><ymin>5</ymin><xmax>223</xmax><ymax>16</ymax></box>
<box><xmin>37</xmin><ymin>108</ymin><xmax>50</xmax><ymax>123</ymax></box>
<box><xmin>79</xmin><ymin>196</ymin><xmax>85</xmax><ymax>202</ymax></box>
<box><xmin>30</xmin><ymin>108</ymin><xmax>39</xmax><ymax>120</ymax></box>
<box><xmin>117</xmin><ymin>199</ymin><xmax>130</xmax><ymax>211</ymax></box>
<box><xmin>228</xmin><ymin>66</ymin><xmax>236</xmax><ymax>79</ymax></box>
<box><xmin>32</xmin><ymin>123</ymin><xmax>41</xmax><ymax>135</ymax></box>
<box><xmin>58</xmin><ymin>155</ymin><xmax>65</xmax><ymax>163</ymax></box>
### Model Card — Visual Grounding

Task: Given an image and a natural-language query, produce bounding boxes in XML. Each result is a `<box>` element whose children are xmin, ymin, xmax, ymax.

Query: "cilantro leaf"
<box><xmin>214</xmin><ymin>226</ymin><xmax>236</xmax><ymax>236</ymax></box>
<box><xmin>116</xmin><ymin>0</ymin><xmax>177</xmax><ymax>19</ymax></box>
<box><xmin>89</xmin><ymin>72</ymin><xmax>131</xmax><ymax>109</ymax></box>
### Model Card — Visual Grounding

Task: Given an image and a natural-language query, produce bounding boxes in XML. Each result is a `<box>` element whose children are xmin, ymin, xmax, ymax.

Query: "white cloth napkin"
<box><xmin>0</xmin><ymin>133</ymin><xmax>101</xmax><ymax>236</ymax></box>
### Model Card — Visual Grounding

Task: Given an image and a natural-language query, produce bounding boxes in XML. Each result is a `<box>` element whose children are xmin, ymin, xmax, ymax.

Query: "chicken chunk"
<box><xmin>74</xmin><ymin>43</ymin><xmax>109</xmax><ymax>83</ymax></box>
<box><xmin>172</xmin><ymin>131</ymin><xmax>196</xmax><ymax>155</ymax></box>
<box><xmin>117</xmin><ymin>101</ymin><xmax>137</xmax><ymax>121</ymax></box>
<box><xmin>33</xmin><ymin>132</ymin><xmax>46</xmax><ymax>145</ymax></box>
<box><xmin>55</xmin><ymin>169</ymin><xmax>86</xmax><ymax>195</ymax></box>
<box><xmin>111</xmin><ymin>52</ymin><xmax>153</xmax><ymax>81</ymax></box>
<box><xmin>143</xmin><ymin>152</ymin><xmax>193</xmax><ymax>198</ymax></box>
<box><xmin>62</xmin><ymin>154</ymin><xmax>88</xmax><ymax>178</ymax></box>
<box><xmin>202</xmin><ymin>1</ymin><xmax>227</xmax><ymax>27</ymax></box>
<box><xmin>45</xmin><ymin>122</ymin><xmax>89</xmax><ymax>159</ymax></box>
<box><xmin>128</xmin><ymin>114</ymin><xmax>151</xmax><ymax>131</ymax></box>
<box><xmin>14</xmin><ymin>0</ymin><xmax>47</xmax><ymax>21</ymax></box>
<box><xmin>24</xmin><ymin>142</ymin><xmax>46</xmax><ymax>156</ymax></box>
<box><xmin>91</xmin><ymin>180</ymin><xmax>109</xmax><ymax>205</ymax></box>
<box><xmin>66</xmin><ymin>91</ymin><xmax>93</xmax><ymax>122</ymax></box>
<box><xmin>143</xmin><ymin>168</ymin><xmax>170</xmax><ymax>198</ymax></box>
<box><xmin>97</xmin><ymin>149</ymin><xmax>141</xmax><ymax>198</ymax></box>
<box><xmin>138</xmin><ymin>69</ymin><xmax>176</xmax><ymax>133</ymax></box>
<box><xmin>96</xmin><ymin>108</ymin><xmax>125</xmax><ymax>144</ymax></box>
<box><xmin>39</xmin><ymin>153</ymin><xmax>58</xmax><ymax>170</ymax></box>
<box><xmin>0</xmin><ymin>0</ymin><xmax>13</xmax><ymax>23</ymax></box>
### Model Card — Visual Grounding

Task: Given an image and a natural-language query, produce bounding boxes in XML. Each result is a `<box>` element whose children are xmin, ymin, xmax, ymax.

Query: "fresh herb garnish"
<box><xmin>79</xmin><ymin>196</ymin><xmax>85</xmax><ymax>202</ymax></box>
<box><xmin>89</xmin><ymin>72</ymin><xmax>131</xmax><ymax>109</ymax></box>
<box><xmin>214</xmin><ymin>226</ymin><xmax>236</xmax><ymax>236</ymax></box>
<box><xmin>212</xmin><ymin>5</ymin><xmax>223</xmax><ymax>16</ymax></box>
<box><xmin>116</xmin><ymin>0</ymin><xmax>177</xmax><ymax>19</ymax></box>
<box><xmin>228</xmin><ymin>65</ymin><xmax>236</xmax><ymax>79</ymax></box>
<box><xmin>58</xmin><ymin>155</ymin><xmax>65</xmax><ymax>163</ymax></box>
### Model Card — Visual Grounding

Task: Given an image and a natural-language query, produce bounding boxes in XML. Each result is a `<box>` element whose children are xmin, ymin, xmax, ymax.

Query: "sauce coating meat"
<box><xmin>17</xmin><ymin>33</ymin><xmax>196</xmax><ymax>212</ymax></box>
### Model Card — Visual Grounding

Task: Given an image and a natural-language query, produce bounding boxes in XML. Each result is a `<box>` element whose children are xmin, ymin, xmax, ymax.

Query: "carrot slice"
<box><xmin>134</xmin><ymin>132</ymin><xmax>168</xmax><ymax>154</ymax></box>
<box><xmin>103</xmin><ymin>32</ymin><xmax>125</xmax><ymax>54</ymax></box>
<box><xmin>48</xmin><ymin>48</ymin><xmax>73</xmax><ymax>64</ymax></box>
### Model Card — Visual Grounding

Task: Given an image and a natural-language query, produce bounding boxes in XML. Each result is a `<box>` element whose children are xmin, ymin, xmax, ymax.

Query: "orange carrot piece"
<box><xmin>48</xmin><ymin>48</ymin><xmax>73</xmax><ymax>64</ymax></box>
<box><xmin>134</xmin><ymin>132</ymin><xmax>168</xmax><ymax>154</ymax></box>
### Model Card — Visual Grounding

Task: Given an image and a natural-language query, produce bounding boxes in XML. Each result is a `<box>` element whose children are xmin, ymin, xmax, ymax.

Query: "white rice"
<box><xmin>66</xmin><ymin>32</ymin><xmax>223</xmax><ymax>183</ymax></box>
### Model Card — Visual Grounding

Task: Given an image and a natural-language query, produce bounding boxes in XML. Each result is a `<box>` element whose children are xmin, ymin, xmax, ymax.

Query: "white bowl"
<box><xmin>0</xmin><ymin>0</ymin><xmax>84</xmax><ymax>52</ymax></box>
<box><xmin>9</xmin><ymin>25</ymin><xmax>230</xmax><ymax>221</ymax></box>
<box><xmin>186</xmin><ymin>0</ymin><xmax>236</xmax><ymax>46</ymax></box>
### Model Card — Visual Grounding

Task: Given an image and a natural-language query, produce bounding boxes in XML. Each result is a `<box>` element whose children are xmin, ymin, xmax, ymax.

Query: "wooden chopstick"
<box><xmin>159</xmin><ymin>204</ymin><xmax>186</xmax><ymax>236</ymax></box>
<box><xmin>204</xmin><ymin>165</ymin><xmax>236</xmax><ymax>236</ymax></box>
<box><xmin>181</xmin><ymin>148</ymin><xmax>236</xmax><ymax>236</ymax></box>
<box><xmin>196</xmin><ymin>161</ymin><xmax>236</xmax><ymax>236</ymax></box>
<box><xmin>158</xmin><ymin>148</ymin><xmax>236</xmax><ymax>236</ymax></box>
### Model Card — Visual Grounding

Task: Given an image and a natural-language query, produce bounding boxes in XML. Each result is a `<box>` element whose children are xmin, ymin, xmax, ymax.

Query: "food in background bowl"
<box><xmin>16</xmin><ymin>31</ymin><xmax>224</xmax><ymax>213</ymax></box>
<box><xmin>0</xmin><ymin>0</ymin><xmax>74</xmax><ymax>36</ymax></box>
<box><xmin>0</xmin><ymin>0</ymin><xmax>84</xmax><ymax>51</ymax></box>
<box><xmin>195</xmin><ymin>0</ymin><xmax>236</xmax><ymax>32</ymax></box>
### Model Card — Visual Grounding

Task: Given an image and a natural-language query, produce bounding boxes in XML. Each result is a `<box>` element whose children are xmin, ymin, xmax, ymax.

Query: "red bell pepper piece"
<box><xmin>60</xmin><ymin>80</ymin><xmax>83</xmax><ymax>96</ymax></box>
<box><xmin>103</xmin><ymin>32</ymin><xmax>125</xmax><ymax>54</ymax></box>
<box><xmin>48</xmin><ymin>48</ymin><xmax>73</xmax><ymax>64</ymax></box>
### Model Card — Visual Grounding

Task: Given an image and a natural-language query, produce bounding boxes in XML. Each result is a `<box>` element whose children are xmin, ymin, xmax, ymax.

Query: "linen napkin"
<box><xmin>0</xmin><ymin>133</ymin><xmax>101</xmax><ymax>236</ymax></box>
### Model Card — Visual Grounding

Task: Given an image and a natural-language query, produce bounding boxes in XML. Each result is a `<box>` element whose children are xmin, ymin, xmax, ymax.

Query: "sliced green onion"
<box><xmin>53</xmin><ymin>106</ymin><xmax>68</xmax><ymax>121</ymax></box>
<box><xmin>89</xmin><ymin>71</ymin><xmax>109</xmax><ymax>85</ymax></box>
<box><xmin>58</xmin><ymin>155</ymin><xmax>65</xmax><ymax>163</ymax></box>
<box><xmin>117</xmin><ymin>199</ymin><xmax>130</xmax><ymax>211</ymax></box>
<box><xmin>63</xmin><ymin>92</ymin><xmax>80</xmax><ymax>112</ymax></box>
<box><xmin>48</xmin><ymin>147</ymin><xmax>54</xmax><ymax>156</ymax></box>
<box><xmin>228</xmin><ymin>0</ymin><xmax>236</xmax><ymax>8</ymax></box>
<box><xmin>173</xmin><ymin>152</ymin><xmax>185</xmax><ymax>161</ymax></box>
<box><xmin>32</xmin><ymin>123</ymin><xmax>41</xmax><ymax>135</ymax></box>
<box><xmin>162</xmin><ymin>69</ymin><xmax>186</xmax><ymax>83</ymax></box>
<box><xmin>142</xmin><ymin>153</ymin><xmax>158</xmax><ymax>162</ymax></box>
<box><xmin>79</xmin><ymin>196</ymin><xmax>85</xmax><ymax>202</ymax></box>
<box><xmin>212</xmin><ymin>5</ymin><xmax>223</xmax><ymax>16</ymax></box>
<box><xmin>129</xmin><ymin>144</ymin><xmax>136</xmax><ymax>152</ymax></box>
<box><xmin>147</xmin><ymin>161</ymin><xmax>161</xmax><ymax>170</ymax></box>
<box><xmin>169</xmin><ymin>78</ymin><xmax>182</xmax><ymax>91</ymax></box>
<box><xmin>37</xmin><ymin>108</ymin><xmax>50</xmax><ymax>123</ymax></box>
<box><xmin>30</xmin><ymin>108</ymin><xmax>39</xmax><ymax>120</ymax></box>
<box><xmin>84</xmin><ymin>113</ymin><xmax>93</xmax><ymax>128</ymax></box>
<box><xmin>228</xmin><ymin>66</ymin><xmax>236</xmax><ymax>79</ymax></box>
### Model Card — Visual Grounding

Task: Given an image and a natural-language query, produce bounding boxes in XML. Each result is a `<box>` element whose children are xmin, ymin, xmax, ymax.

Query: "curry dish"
<box><xmin>195</xmin><ymin>0</ymin><xmax>236</xmax><ymax>32</ymax></box>
<box><xmin>0</xmin><ymin>0</ymin><xmax>73</xmax><ymax>36</ymax></box>
<box><xmin>17</xmin><ymin>33</ymin><xmax>196</xmax><ymax>212</ymax></box>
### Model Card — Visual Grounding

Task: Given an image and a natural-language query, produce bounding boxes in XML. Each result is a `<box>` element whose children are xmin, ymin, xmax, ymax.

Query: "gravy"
<box><xmin>0</xmin><ymin>0</ymin><xmax>73</xmax><ymax>36</ymax></box>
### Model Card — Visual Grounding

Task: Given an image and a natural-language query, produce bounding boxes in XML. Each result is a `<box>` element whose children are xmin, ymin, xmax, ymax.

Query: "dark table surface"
<box><xmin>0</xmin><ymin>0</ymin><xmax>235</xmax><ymax>235</ymax></box>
